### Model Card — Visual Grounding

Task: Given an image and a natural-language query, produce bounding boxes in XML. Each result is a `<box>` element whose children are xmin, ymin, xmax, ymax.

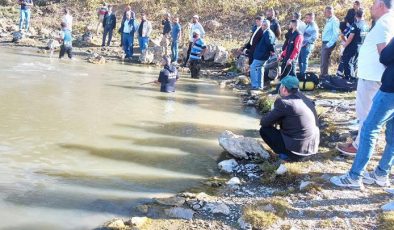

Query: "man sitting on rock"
<box><xmin>259</xmin><ymin>76</ymin><xmax>320</xmax><ymax>161</ymax></box>
<box><xmin>155</xmin><ymin>56</ymin><xmax>179</xmax><ymax>93</ymax></box>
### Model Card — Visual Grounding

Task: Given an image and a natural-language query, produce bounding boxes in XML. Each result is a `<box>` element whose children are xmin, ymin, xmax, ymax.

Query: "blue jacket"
<box><xmin>253</xmin><ymin>29</ymin><xmax>276</xmax><ymax>61</ymax></box>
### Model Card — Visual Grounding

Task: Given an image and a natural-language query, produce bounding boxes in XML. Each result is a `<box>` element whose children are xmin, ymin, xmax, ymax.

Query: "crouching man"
<box><xmin>155</xmin><ymin>56</ymin><xmax>179</xmax><ymax>93</ymax></box>
<box><xmin>259</xmin><ymin>76</ymin><xmax>320</xmax><ymax>161</ymax></box>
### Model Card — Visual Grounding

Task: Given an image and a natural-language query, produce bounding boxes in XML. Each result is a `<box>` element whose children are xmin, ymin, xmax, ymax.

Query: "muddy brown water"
<box><xmin>0</xmin><ymin>47</ymin><xmax>260</xmax><ymax>229</ymax></box>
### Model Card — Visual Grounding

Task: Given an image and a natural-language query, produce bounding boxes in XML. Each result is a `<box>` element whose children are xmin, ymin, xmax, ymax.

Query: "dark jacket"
<box><xmin>281</xmin><ymin>30</ymin><xmax>303</xmax><ymax>61</ymax></box>
<box><xmin>253</xmin><ymin>29</ymin><xmax>276</xmax><ymax>61</ymax></box>
<box><xmin>158</xmin><ymin>64</ymin><xmax>179</xmax><ymax>93</ymax></box>
<box><xmin>380</xmin><ymin>37</ymin><xmax>394</xmax><ymax>93</ymax></box>
<box><xmin>162</xmin><ymin>19</ymin><xmax>172</xmax><ymax>34</ymax></box>
<box><xmin>260</xmin><ymin>91</ymin><xmax>320</xmax><ymax>156</ymax></box>
<box><xmin>118</xmin><ymin>10</ymin><xmax>135</xmax><ymax>33</ymax></box>
<box><xmin>103</xmin><ymin>12</ymin><xmax>116</xmax><ymax>30</ymax></box>
<box><xmin>243</xmin><ymin>27</ymin><xmax>264</xmax><ymax>64</ymax></box>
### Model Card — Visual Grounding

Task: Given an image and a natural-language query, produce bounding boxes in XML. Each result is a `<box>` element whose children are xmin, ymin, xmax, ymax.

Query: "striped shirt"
<box><xmin>189</xmin><ymin>38</ymin><xmax>206</xmax><ymax>60</ymax></box>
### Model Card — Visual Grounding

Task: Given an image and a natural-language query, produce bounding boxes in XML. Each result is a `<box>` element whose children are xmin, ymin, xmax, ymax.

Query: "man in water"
<box><xmin>259</xmin><ymin>76</ymin><xmax>320</xmax><ymax>161</ymax></box>
<box><xmin>19</xmin><ymin>0</ymin><xmax>33</xmax><ymax>33</ymax></box>
<box><xmin>188</xmin><ymin>30</ymin><xmax>207</xmax><ymax>79</ymax></box>
<box><xmin>155</xmin><ymin>56</ymin><xmax>179</xmax><ymax>93</ymax></box>
<box><xmin>58</xmin><ymin>22</ymin><xmax>73</xmax><ymax>59</ymax></box>
<box><xmin>183</xmin><ymin>15</ymin><xmax>205</xmax><ymax>67</ymax></box>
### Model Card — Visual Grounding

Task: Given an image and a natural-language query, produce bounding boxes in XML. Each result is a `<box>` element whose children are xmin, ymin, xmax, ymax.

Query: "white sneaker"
<box><xmin>330</xmin><ymin>173</ymin><xmax>364</xmax><ymax>190</ymax></box>
<box><xmin>363</xmin><ymin>171</ymin><xmax>390</xmax><ymax>187</ymax></box>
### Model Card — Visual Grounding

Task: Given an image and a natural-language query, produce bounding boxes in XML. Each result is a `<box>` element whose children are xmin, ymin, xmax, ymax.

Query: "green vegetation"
<box><xmin>379</xmin><ymin>212</ymin><xmax>394</xmax><ymax>230</ymax></box>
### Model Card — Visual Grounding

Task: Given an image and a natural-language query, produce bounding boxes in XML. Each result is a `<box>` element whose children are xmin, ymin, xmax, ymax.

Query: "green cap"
<box><xmin>280</xmin><ymin>76</ymin><xmax>299</xmax><ymax>89</ymax></box>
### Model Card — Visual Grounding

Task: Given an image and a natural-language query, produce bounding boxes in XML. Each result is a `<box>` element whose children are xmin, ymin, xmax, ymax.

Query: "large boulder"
<box><xmin>214</xmin><ymin>46</ymin><xmax>229</xmax><ymax>65</ymax></box>
<box><xmin>151</xmin><ymin>45</ymin><xmax>164</xmax><ymax>64</ymax></box>
<box><xmin>236</xmin><ymin>55</ymin><xmax>249</xmax><ymax>73</ymax></box>
<box><xmin>204</xmin><ymin>20</ymin><xmax>221</xmax><ymax>32</ymax></box>
<box><xmin>218</xmin><ymin>130</ymin><xmax>270</xmax><ymax>160</ymax></box>
<box><xmin>165</xmin><ymin>207</ymin><xmax>194</xmax><ymax>220</ymax></box>
<box><xmin>203</xmin><ymin>44</ymin><xmax>216</xmax><ymax>61</ymax></box>
<box><xmin>218</xmin><ymin>159</ymin><xmax>238</xmax><ymax>173</ymax></box>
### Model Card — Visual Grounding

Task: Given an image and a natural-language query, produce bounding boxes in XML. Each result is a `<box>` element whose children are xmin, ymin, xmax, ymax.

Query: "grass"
<box><xmin>256</xmin><ymin>95</ymin><xmax>275</xmax><ymax>114</ymax></box>
<box><xmin>379</xmin><ymin>212</ymin><xmax>394</xmax><ymax>230</ymax></box>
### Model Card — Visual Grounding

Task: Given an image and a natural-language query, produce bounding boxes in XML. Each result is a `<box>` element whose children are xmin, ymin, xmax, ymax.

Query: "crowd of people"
<box><xmin>16</xmin><ymin>0</ymin><xmax>394</xmax><ymax>194</ymax></box>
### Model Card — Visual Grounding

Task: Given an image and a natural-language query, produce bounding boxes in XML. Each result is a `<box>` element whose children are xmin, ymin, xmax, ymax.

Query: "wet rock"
<box><xmin>103</xmin><ymin>218</ymin><xmax>126</xmax><ymax>230</ymax></box>
<box><xmin>203</xmin><ymin>45</ymin><xmax>217</xmax><ymax>61</ymax></box>
<box><xmin>187</xmin><ymin>199</ymin><xmax>206</xmax><ymax>211</ymax></box>
<box><xmin>236</xmin><ymin>55</ymin><xmax>249</xmax><ymax>73</ymax></box>
<box><xmin>276</xmin><ymin>164</ymin><xmax>288</xmax><ymax>175</ymax></box>
<box><xmin>204</xmin><ymin>20</ymin><xmax>221</xmax><ymax>31</ymax></box>
<box><xmin>210</xmin><ymin>203</ymin><xmax>230</xmax><ymax>215</ymax></box>
<box><xmin>214</xmin><ymin>46</ymin><xmax>229</xmax><ymax>65</ymax></box>
<box><xmin>218</xmin><ymin>159</ymin><xmax>238</xmax><ymax>173</ymax></box>
<box><xmin>135</xmin><ymin>204</ymin><xmax>149</xmax><ymax>214</ymax></box>
<box><xmin>47</xmin><ymin>39</ymin><xmax>60</xmax><ymax>50</ymax></box>
<box><xmin>300</xmin><ymin>181</ymin><xmax>312</xmax><ymax>191</ymax></box>
<box><xmin>218</xmin><ymin>130</ymin><xmax>270</xmax><ymax>160</ymax></box>
<box><xmin>130</xmin><ymin>216</ymin><xmax>148</xmax><ymax>228</ymax></box>
<box><xmin>88</xmin><ymin>53</ymin><xmax>106</xmax><ymax>64</ymax></box>
<box><xmin>154</xmin><ymin>196</ymin><xmax>186</xmax><ymax>207</ymax></box>
<box><xmin>12</xmin><ymin>31</ymin><xmax>23</xmax><ymax>43</ymax></box>
<box><xmin>165</xmin><ymin>207</ymin><xmax>194</xmax><ymax>220</ymax></box>
<box><xmin>226</xmin><ymin>177</ymin><xmax>241</xmax><ymax>186</ymax></box>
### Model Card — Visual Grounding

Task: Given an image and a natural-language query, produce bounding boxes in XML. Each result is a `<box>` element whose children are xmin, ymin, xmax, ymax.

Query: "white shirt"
<box><xmin>297</xmin><ymin>19</ymin><xmax>307</xmax><ymax>34</ymax></box>
<box><xmin>189</xmin><ymin>22</ymin><xmax>205</xmax><ymax>42</ymax></box>
<box><xmin>62</xmin><ymin>14</ymin><xmax>73</xmax><ymax>31</ymax></box>
<box><xmin>123</xmin><ymin>19</ymin><xmax>133</xmax><ymax>33</ymax></box>
<box><xmin>249</xmin><ymin>27</ymin><xmax>261</xmax><ymax>46</ymax></box>
<box><xmin>358</xmin><ymin>11</ymin><xmax>394</xmax><ymax>81</ymax></box>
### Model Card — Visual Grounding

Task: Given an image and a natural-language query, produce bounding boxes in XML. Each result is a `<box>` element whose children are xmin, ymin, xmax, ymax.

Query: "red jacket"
<box><xmin>281</xmin><ymin>31</ymin><xmax>303</xmax><ymax>61</ymax></box>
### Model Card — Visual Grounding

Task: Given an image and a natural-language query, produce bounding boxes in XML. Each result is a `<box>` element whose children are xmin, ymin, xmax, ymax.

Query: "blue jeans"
<box><xmin>19</xmin><ymin>9</ymin><xmax>31</xmax><ymax>32</ymax></box>
<box><xmin>123</xmin><ymin>33</ymin><xmax>134</xmax><ymax>58</ymax></box>
<box><xmin>298</xmin><ymin>44</ymin><xmax>314</xmax><ymax>76</ymax></box>
<box><xmin>250</xmin><ymin>59</ymin><xmax>265</xmax><ymax>89</ymax></box>
<box><xmin>171</xmin><ymin>40</ymin><xmax>179</xmax><ymax>62</ymax></box>
<box><xmin>349</xmin><ymin>90</ymin><xmax>394</xmax><ymax>180</ymax></box>
<box><xmin>138</xmin><ymin>36</ymin><xmax>149</xmax><ymax>53</ymax></box>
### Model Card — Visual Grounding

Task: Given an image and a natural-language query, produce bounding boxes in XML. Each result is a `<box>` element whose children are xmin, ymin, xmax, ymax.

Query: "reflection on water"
<box><xmin>0</xmin><ymin>47</ymin><xmax>259</xmax><ymax>229</ymax></box>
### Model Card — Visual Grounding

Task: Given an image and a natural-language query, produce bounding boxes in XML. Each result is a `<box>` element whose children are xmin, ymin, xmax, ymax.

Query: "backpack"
<box><xmin>296</xmin><ymin>72</ymin><xmax>320</xmax><ymax>91</ymax></box>
<box><xmin>319</xmin><ymin>75</ymin><xmax>357</xmax><ymax>92</ymax></box>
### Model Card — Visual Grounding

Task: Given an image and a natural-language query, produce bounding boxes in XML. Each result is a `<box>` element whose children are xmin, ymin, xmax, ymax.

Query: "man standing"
<box><xmin>239</xmin><ymin>16</ymin><xmax>264</xmax><ymax>66</ymax></box>
<box><xmin>161</xmin><ymin>13</ymin><xmax>172</xmax><ymax>56</ymax></box>
<box><xmin>171</xmin><ymin>16</ymin><xmax>182</xmax><ymax>63</ymax></box>
<box><xmin>19</xmin><ymin>0</ymin><xmax>33</xmax><ymax>33</ymax></box>
<box><xmin>336</xmin><ymin>0</ymin><xmax>394</xmax><ymax>156</ymax></box>
<box><xmin>260</xmin><ymin>76</ymin><xmax>320</xmax><ymax>161</ymax></box>
<box><xmin>102</xmin><ymin>5</ymin><xmax>116</xmax><ymax>47</ymax></box>
<box><xmin>58</xmin><ymin>22</ymin><xmax>73</xmax><ymax>59</ymax></box>
<box><xmin>266</xmin><ymin>8</ymin><xmax>281</xmax><ymax>39</ymax></box>
<box><xmin>279</xmin><ymin>20</ymin><xmax>303</xmax><ymax>79</ymax></box>
<box><xmin>299</xmin><ymin>13</ymin><xmax>319</xmax><ymax>76</ymax></box>
<box><xmin>249</xmin><ymin>20</ymin><xmax>276</xmax><ymax>89</ymax></box>
<box><xmin>183</xmin><ymin>15</ymin><xmax>205</xmax><ymax>67</ymax></box>
<box><xmin>137</xmin><ymin>13</ymin><xmax>152</xmax><ymax>55</ymax></box>
<box><xmin>155</xmin><ymin>56</ymin><xmax>179</xmax><ymax>93</ymax></box>
<box><xmin>189</xmin><ymin>30</ymin><xmax>207</xmax><ymax>79</ymax></box>
<box><xmin>341</xmin><ymin>1</ymin><xmax>362</xmax><ymax>32</ymax></box>
<box><xmin>62</xmin><ymin>8</ymin><xmax>73</xmax><ymax>31</ymax></box>
<box><xmin>118</xmin><ymin>5</ymin><xmax>135</xmax><ymax>47</ymax></box>
<box><xmin>122</xmin><ymin>11</ymin><xmax>138</xmax><ymax>61</ymax></box>
<box><xmin>320</xmin><ymin>6</ymin><xmax>340</xmax><ymax>77</ymax></box>
<box><xmin>96</xmin><ymin>2</ymin><xmax>108</xmax><ymax>35</ymax></box>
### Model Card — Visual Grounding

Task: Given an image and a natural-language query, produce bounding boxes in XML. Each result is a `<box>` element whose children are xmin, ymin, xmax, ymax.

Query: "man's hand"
<box><xmin>278</xmin><ymin>56</ymin><xmax>283</xmax><ymax>62</ymax></box>
<box><xmin>286</xmin><ymin>59</ymin><xmax>292</xmax><ymax>66</ymax></box>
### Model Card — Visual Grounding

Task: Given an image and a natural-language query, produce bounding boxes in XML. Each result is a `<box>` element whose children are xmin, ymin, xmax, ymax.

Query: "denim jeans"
<box><xmin>138</xmin><ymin>36</ymin><xmax>149</xmax><ymax>54</ymax></box>
<box><xmin>123</xmin><ymin>33</ymin><xmax>134</xmax><ymax>58</ymax></box>
<box><xmin>102</xmin><ymin>27</ymin><xmax>113</xmax><ymax>46</ymax></box>
<box><xmin>19</xmin><ymin>9</ymin><xmax>31</xmax><ymax>32</ymax></box>
<box><xmin>349</xmin><ymin>90</ymin><xmax>394</xmax><ymax>180</ymax></box>
<box><xmin>171</xmin><ymin>40</ymin><xmax>179</xmax><ymax>62</ymax></box>
<box><xmin>298</xmin><ymin>44</ymin><xmax>314</xmax><ymax>76</ymax></box>
<box><xmin>250</xmin><ymin>59</ymin><xmax>265</xmax><ymax>89</ymax></box>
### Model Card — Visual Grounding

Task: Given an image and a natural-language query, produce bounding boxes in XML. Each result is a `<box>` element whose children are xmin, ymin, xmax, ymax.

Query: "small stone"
<box><xmin>275</xmin><ymin>164</ymin><xmax>288</xmax><ymax>175</ymax></box>
<box><xmin>226</xmin><ymin>177</ymin><xmax>241</xmax><ymax>186</ymax></box>
<box><xmin>103</xmin><ymin>218</ymin><xmax>125</xmax><ymax>230</ymax></box>
<box><xmin>218</xmin><ymin>159</ymin><xmax>238</xmax><ymax>173</ymax></box>
<box><xmin>211</xmin><ymin>203</ymin><xmax>231</xmax><ymax>215</ymax></box>
<box><xmin>165</xmin><ymin>207</ymin><xmax>194</xmax><ymax>220</ymax></box>
<box><xmin>154</xmin><ymin>196</ymin><xmax>186</xmax><ymax>207</ymax></box>
<box><xmin>238</xmin><ymin>217</ymin><xmax>252</xmax><ymax>230</ymax></box>
<box><xmin>130</xmin><ymin>216</ymin><xmax>148</xmax><ymax>228</ymax></box>
<box><xmin>300</xmin><ymin>181</ymin><xmax>312</xmax><ymax>191</ymax></box>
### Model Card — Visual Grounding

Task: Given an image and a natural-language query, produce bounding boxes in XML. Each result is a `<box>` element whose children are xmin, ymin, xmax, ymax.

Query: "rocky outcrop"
<box><xmin>204</xmin><ymin>20</ymin><xmax>221</xmax><ymax>31</ymax></box>
<box><xmin>213</xmin><ymin>46</ymin><xmax>229</xmax><ymax>65</ymax></box>
<box><xmin>203</xmin><ymin>44</ymin><xmax>216</xmax><ymax>61</ymax></box>
<box><xmin>218</xmin><ymin>130</ymin><xmax>270</xmax><ymax>160</ymax></box>
<box><xmin>154</xmin><ymin>196</ymin><xmax>186</xmax><ymax>207</ymax></box>
<box><xmin>165</xmin><ymin>207</ymin><xmax>195</xmax><ymax>220</ymax></box>
<box><xmin>88</xmin><ymin>53</ymin><xmax>106</xmax><ymax>64</ymax></box>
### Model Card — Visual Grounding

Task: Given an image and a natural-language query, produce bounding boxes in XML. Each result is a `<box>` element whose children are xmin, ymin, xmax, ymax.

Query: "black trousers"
<box><xmin>102</xmin><ymin>27</ymin><xmax>113</xmax><ymax>46</ymax></box>
<box><xmin>337</xmin><ymin>48</ymin><xmax>358</xmax><ymax>80</ymax></box>
<box><xmin>190</xmin><ymin>59</ymin><xmax>201</xmax><ymax>78</ymax></box>
<box><xmin>59</xmin><ymin>45</ymin><xmax>72</xmax><ymax>59</ymax></box>
<box><xmin>259</xmin><ymin>126</ymin><xmax>301</xmax><ymax>161</ymax></box>
<box><xmin>183</xmin><ymin>42</ymin><xmax>193</xmax><ymax>65</ymax></box>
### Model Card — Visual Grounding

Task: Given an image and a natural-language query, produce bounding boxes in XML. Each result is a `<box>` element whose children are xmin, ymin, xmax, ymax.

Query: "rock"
<box><xmin>103</xmin><ymin>218</ymin><xmax>125</xmax><ymax>230</ymax></box>
<box><xmin>135</xmin><ymin>204</ymin><xmax>149</xmax><ymax>214</ymax></box>
<box><xmin>262</xmin><ymin>204</ymin><xmax>276</xmax><ymax>213</ymax></box>
<box><xmin>218</xmin><ymin>159</ymin><xmax>238</xmax><ymax>173</ymax></box>
<box><xmin>6</xmin><ymin>24</ymin><xmax>18</xmax><ymax>32</ymax></box>
<box><xmin>0</xmin><ymin>0</ymin><xmax>13</xmax><ymax>6</ymax></box>
<box><xmin>38</xmin><ymin>27</ymin><xmax>51</xmax><ymax>37</ymax></box>
<box><xmin>246</xmin><ymin>100</ymin><xmax>255</xmax><ymax>106</ymax></box>
<box><xmin>275</xmin><ymin>164</ymin><xmax>288</xmax><ymax>175</ymax></box>
<box><xmin>187</xmin><ymin>199</ymin><xmax>206</xmax><ymax>210</ymax></box>
<box><xmin>154</xmin><ymin>196</ymin><xmax>186</xmax><ymax>207</ymax></box>
<box><xmin>165</xmin><ymin>207</ymin><xmax>194</xmax><ymax>220</ymax></box>
<box><xmin>46</xmin><ymin>39</ymin><xmax>60</xmax><ymax>50</ymax></box>
<box><xmin>88</xmin><ymin>53</ymin><xmax>106</xmax><ymax>64</ymax></box>
<box><xmin>236</xmin><ymin>75</ymin><xmax>251</xmax><ymax>85</ymax></box>
<box><xmin>382</xmin><ymin>201</ymin><xmax>394</xmax><ymax>211</ymax></box>
<box><xmin>211</xmin><ymin>203</ymin><xmax>230</xmax><ymax>215</ymax></box>
<box><xmin>226</xmin><ymin>177</ymin><xmax>241</xmax><ymax>186</ymax></box>
<box><xmin>203</xmin><ymin>44</ymin><xmax>217</xmax><ymax>61</ymax></box>
<box><xmin>300</xmin><ymin>181</ymin><xmax>312</xmax><ymax>191</ymax></box>
<box><xmin>387</xmin><ymin>188</ymin><xmax>394</xmax><ymax>195</ymax></box>
<box><xmin>204</xmin><ymin>20</ymin><xmax>221</xmax><ymax>31</ymax></box>
<box><xmin>214</xmin><ymin>46</ymin><xmax>229</xmax><ymax>65</ymax></box>
<box><xmin>236</xmin><ymin>55</ymin><xmax>249</xmax><ymax>73</ymax></box>
<box><xmin>238</xmin><ymin>217</ymin><xmax>253</xmax><ymax>230</ymax></box>
<box><xmin>218</xmin><ymin>130</ymin><xmax>270</xmax><ymax>160</ymax></box>
<box><xmin>130</xmin><ymin>216</ymin><xmax>148</xmax><ymax>228</ymax></box>
<box><xmin>139</xmin><ymin>49</ymin><xmax>154</xmax><ymax>64</ymax></box>
<box><xmin>12</xmin><ymin>31</ymin><xmax>23</xmax><ymax>43</ymax></box>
